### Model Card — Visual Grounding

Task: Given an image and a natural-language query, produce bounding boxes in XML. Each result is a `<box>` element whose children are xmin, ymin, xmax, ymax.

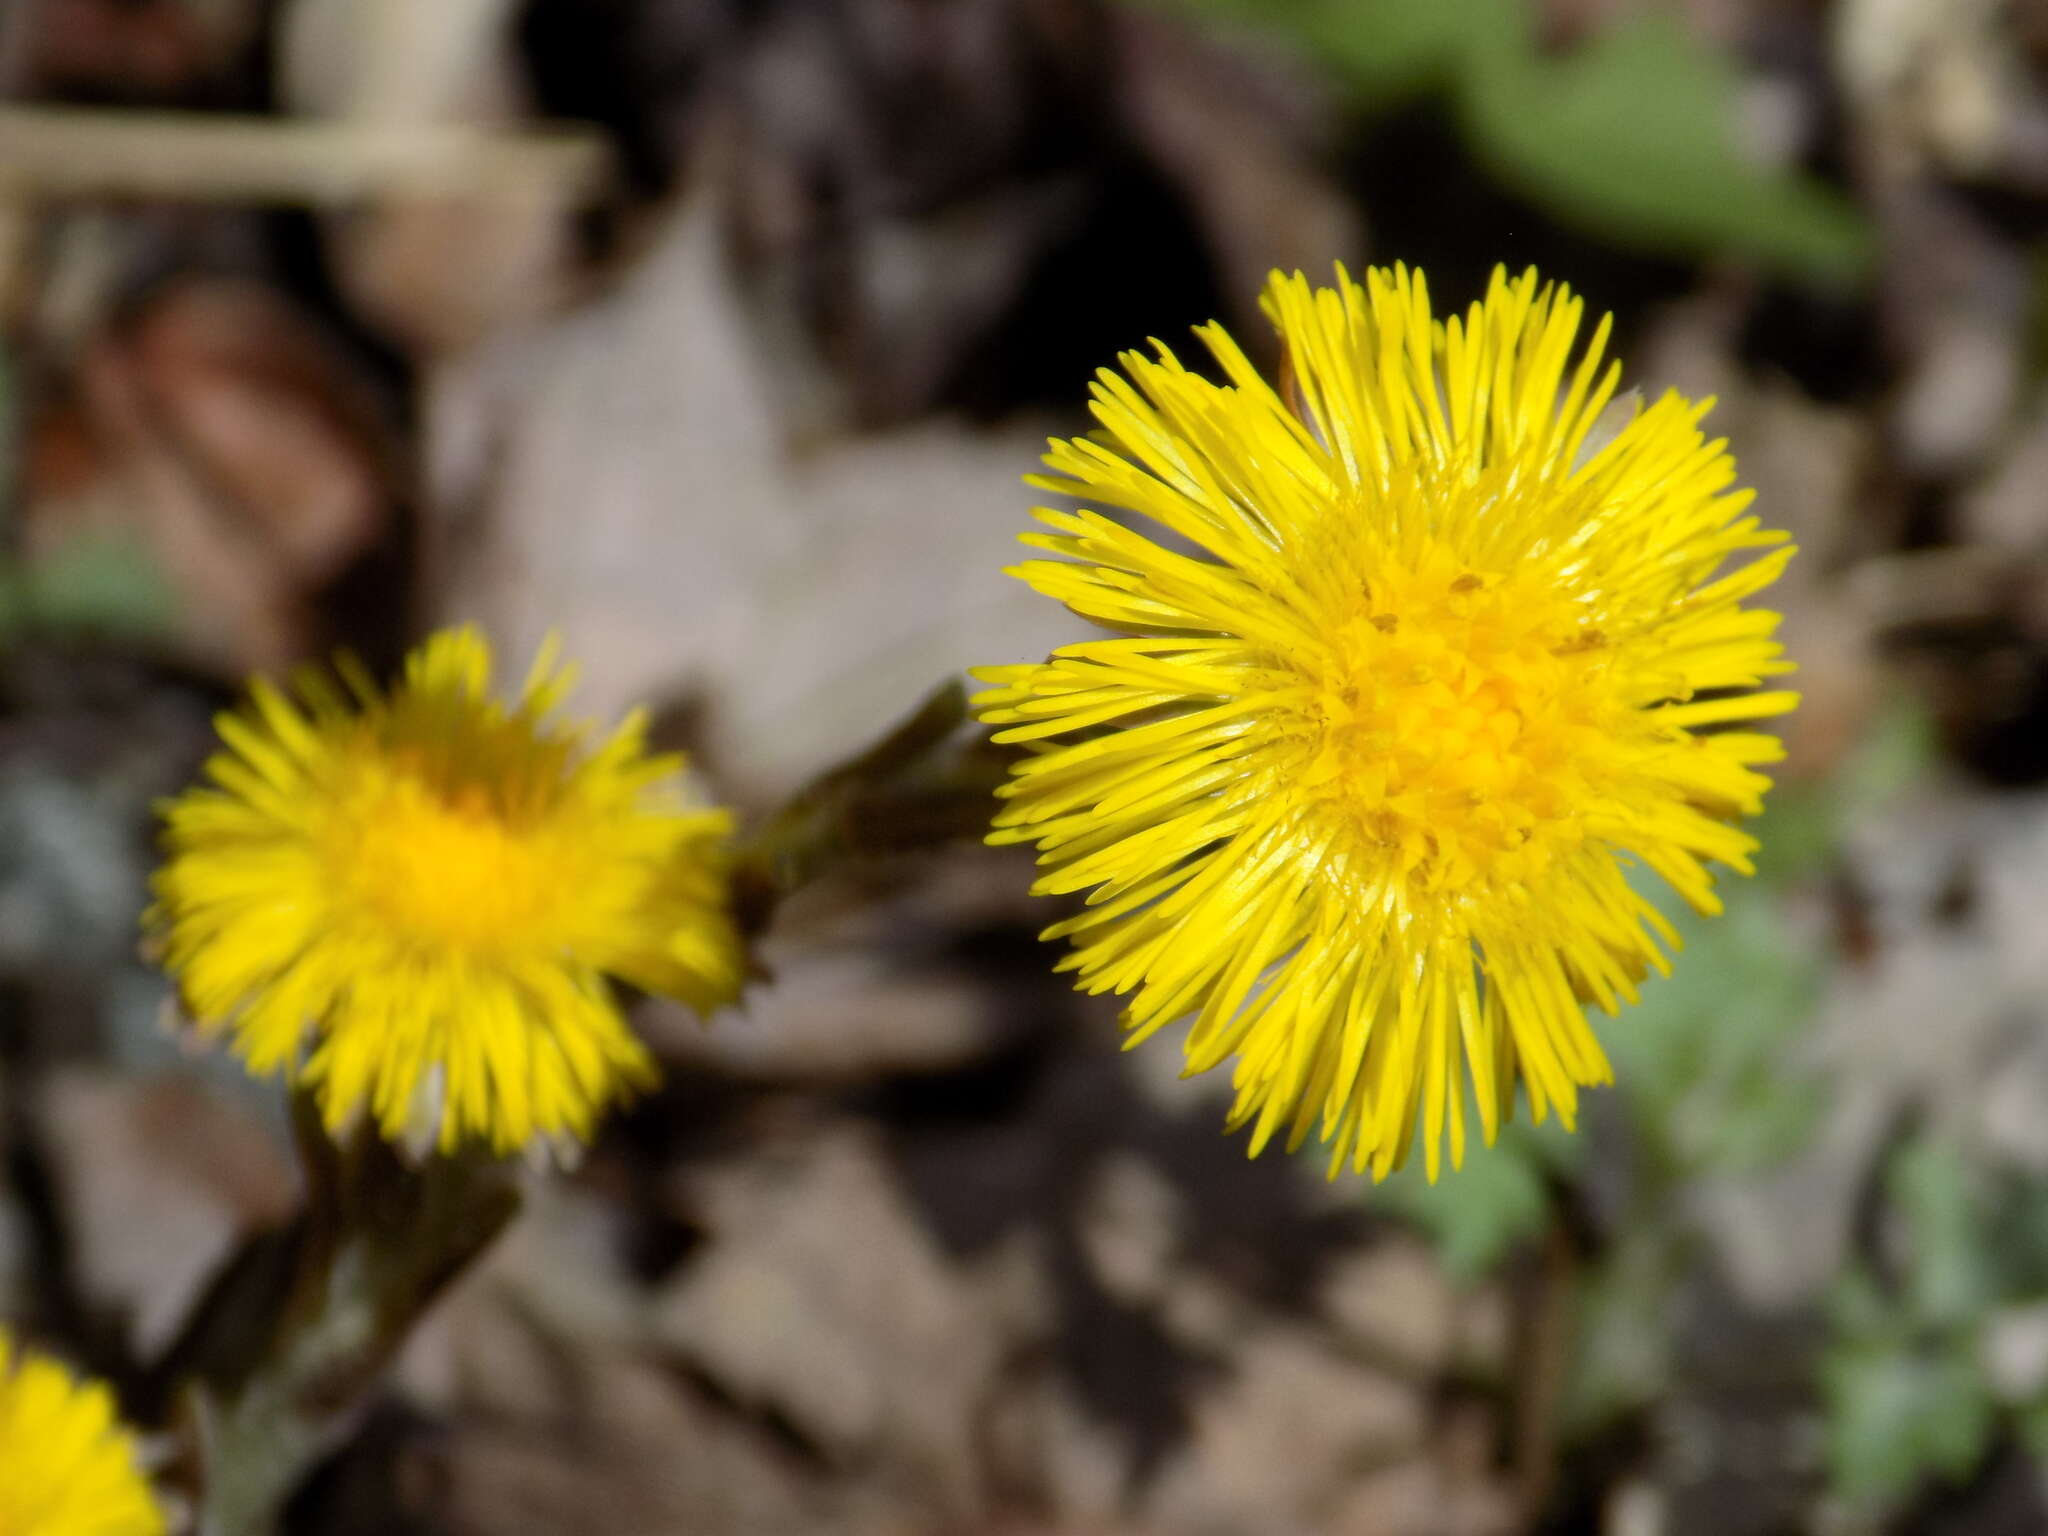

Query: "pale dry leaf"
<box><xmin>1076</xmin><ymin>1153</ymin><xmax>1185</xmax><ymax>1309</ymax></box>
<box><xmin>418</xmin><ymin>1353</ymin><xmax>860</xmax><ymax>1536</ymax></box>
<box><xmin>425</xmin><ymin>192</ymin><xmax>1073</xmax><ymax>808</ymax></box>
<box><xmin>651</xmin><ymin>1127</ymin><xmax>1002</xmax><ymax>1514</ymax></box>
<box><xmin>1143</xmin><ymin>1324</ymin><xmax>1427</xmax><ymax>1535</ymax></box>
<box><xmin>1318</xmin><ymin>1235</ymin><xmax>1460</xmax><ymax>1381</ymax></box>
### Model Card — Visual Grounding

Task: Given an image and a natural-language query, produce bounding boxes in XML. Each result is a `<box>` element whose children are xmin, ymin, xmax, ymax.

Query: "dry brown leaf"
<box><xmin>24</xmin><ymin>277</ymin><xmax>392</xmax><ymax>672</ymax></box>
<box><xmin>37</xmin><ymin>1067</ymin><xmax>296</xmax><ymax>1356</ymax></box>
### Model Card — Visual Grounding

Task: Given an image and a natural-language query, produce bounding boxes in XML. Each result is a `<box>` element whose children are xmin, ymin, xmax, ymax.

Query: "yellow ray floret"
<box><xmin>0</xmin><ymin>1331</ymin><xmax>166</xmax><ymax>1536</ymax></box>
<box><xmin>150</xmin><ymin>626</ymin><xmax>744</xmax><ymax>1155</ymax></box>
<box><xmin>976</xmin><ymin>264</ymin><xmax>1796</xmax><ymax>1180</ymax></box>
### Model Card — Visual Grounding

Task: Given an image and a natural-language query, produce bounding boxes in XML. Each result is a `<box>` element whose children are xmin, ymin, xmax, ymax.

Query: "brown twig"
<box><xmin>1510</xmin><ymin>1219</ymin><xmax>1580</xmax><ymax>1528</ymax></box>
<box><xmin>0</xmin><ymin>106</ymin><xmax>608</xmax><ymax>207</ymax></box>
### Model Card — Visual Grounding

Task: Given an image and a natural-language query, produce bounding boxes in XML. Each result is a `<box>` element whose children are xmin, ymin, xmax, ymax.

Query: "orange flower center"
<box><xmin>321</xmin><ymin>756</ymin><xmax>582</xmax><ymax>956</ymax></box>
<box><xmin>1299</xmin><ymin>542</ymin><xmax>1631</xmax><ymax>897</ymax></box>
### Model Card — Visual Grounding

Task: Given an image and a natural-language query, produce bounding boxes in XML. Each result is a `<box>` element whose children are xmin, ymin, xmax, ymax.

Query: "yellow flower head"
<box><xmin>0</xmin><ymin>1331</ymin><xmax>165</xmax><ymax>1536</ymax></box>
<box><xmin>977</xmin><ymin>265</ymin><xmax>1796</xmax><ymax>1180</ymax></box>
<box><xmin>151</xmin><ymin>627</ymin><xmax>743</xmax><ymax>1155</ymax></box>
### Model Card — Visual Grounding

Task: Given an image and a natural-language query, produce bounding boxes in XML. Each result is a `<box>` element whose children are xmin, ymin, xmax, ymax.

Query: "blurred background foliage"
<box><xmin>1169</xmin><ymin>0</ymin><xmax>1872</xmax><ymax>280</ymax></box>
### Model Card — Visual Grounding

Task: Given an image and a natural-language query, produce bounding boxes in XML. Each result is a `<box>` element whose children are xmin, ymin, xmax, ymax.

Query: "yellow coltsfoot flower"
<box><xmin>151</xmin><ymin>626</ymin><xmax>743</xmax><ymax>1155</ymax></box>
<box><xmin>978</xmin><ymin>265</ymin><xmax>1796</xmax><ymax>1180</ymax></box>
<box><xmin>0</xmin><ymin>1331</ymin><xmax>165</xmax><ymax>1536</ymax></box>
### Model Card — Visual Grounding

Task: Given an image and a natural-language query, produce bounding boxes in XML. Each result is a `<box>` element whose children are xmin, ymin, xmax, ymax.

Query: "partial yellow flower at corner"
<box><xmin>976</xmin><ymin>264</ymin><xmax>1797</xmax><ymax>1181</ymax></box>
<box><xmin>150</xmin><ymin>626</ymin><xmax>744</xmax><ymax>1155</ymax></box>
<box><xmin>0</xmin><ymin>1331</ymin><xmax>166</xmax><ymax>1536</ymax></box>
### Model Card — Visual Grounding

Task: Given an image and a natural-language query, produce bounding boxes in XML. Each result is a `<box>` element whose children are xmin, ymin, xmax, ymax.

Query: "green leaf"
<box><xmin>1455</xmin><ymin>14</ymin><xmax>1870</xmax><ymax>283</ymax></box>
<box><xmin>1828</xmin><ymin>1266</ymin><xmax>1896</xmax><ymax>1342</ymax></box>
<box><xmin>1823</xmin><ymin>1338</ymin><xmax>1995</xmax><ymax>1507</ymax></box>
<box><xmin>1562</xmin><ymin>1225</ymin><xmax>1685</xmax><ymax>1432</ymax></box>
<box><xmin>1838</xmin><ymin>691</ymin><xmax>1939</xmax><ymax>814</ymax></box>
<box><xmin>1889</xmin><ymin>1137</ymin><xmax>1994</xmax><ymax>1331</ymax></box>
<box><xmin>1295</xmin><ymin>0</ymin><xmax>1523</xmax><ymax>103</ymax></box>
<box><xmin>1981</xmin><ymin>1177</ymin><xmax>2048</xmax><ymax>1300</ymax></box>
<box><xmin>1154</xmin><ymin>0</ymin><xmax>1872</xmax><ymax>284</ymax></box>
<box><xmin>2017</xmin><ymin>1397</ymin><xmax>2048</xmax><ymax>1461</ymax></box>
<box><xmin>1820</xmin><ymin>1139</ymin><xmax>2004</xmax><ymax>1509</ymax></box>
<box><xmin>1602</xmin><ymin>884</ymin><xmax>1823</xmax><ymax>1178</ymax></box>
<box><xmin>1149</xmin><ymin>0</ymin><xmax>1522</xmax><ymax>102</ymax></box>
<box><xmin>19</xmin><ymin>533</ymin><xmax>178</xmax><ymax>640</ymax></box>
<box><xmin>1744</xmin><ymin>785</ymin><xmax>1838</xmax><ymax>887</ymax></box>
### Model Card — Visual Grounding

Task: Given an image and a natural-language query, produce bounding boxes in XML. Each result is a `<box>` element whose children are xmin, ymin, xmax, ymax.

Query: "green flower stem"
<box><xmin>152</xmin><ymin>1097</ymin><xmax>520</xmax><ymax>1536</ymax></box>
